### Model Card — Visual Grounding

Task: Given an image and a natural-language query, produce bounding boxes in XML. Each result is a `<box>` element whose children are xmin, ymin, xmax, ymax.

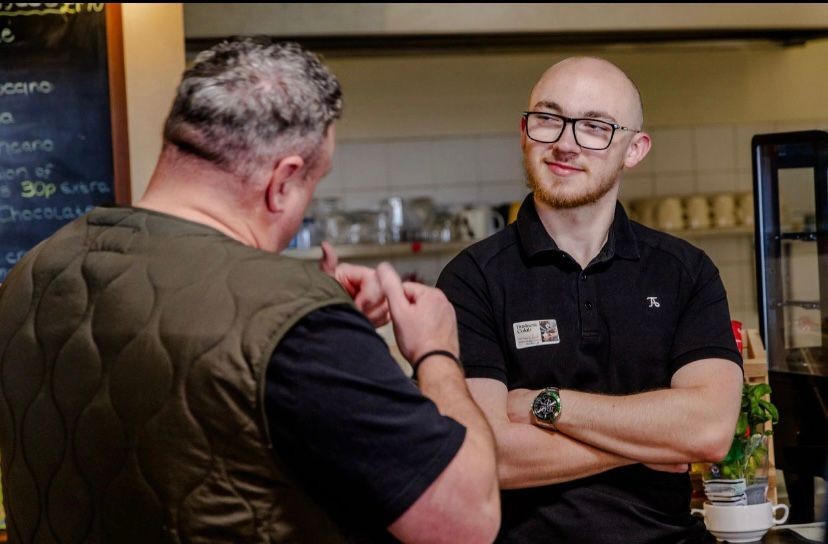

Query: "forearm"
<box><xmin>509</xmin><ymin>359</ymin><xmax>742</xmax><ymax>464</ymax></box>
<box><xmin>557</xmin><ymin>387</ymin><xmax>726</xmax><ymax>463</ymax></box>
<box><xmin>490</xmin><ymin>420</ymin><xmax>634</xmax><ymax>489</ymax></box>
<box><xmin>418</xmin><ymin>357</ymin><xmax>496</xmax><ymax>462</ymax></box>
<box><xmin>466</xmin><ymin>377</ymin><xmax>633</xmax><ymax>489</ymax></box>
<box><xmin>416</xmin><ymin>357</ymin><xmax>499</xmax><ymax>500</ymax></box>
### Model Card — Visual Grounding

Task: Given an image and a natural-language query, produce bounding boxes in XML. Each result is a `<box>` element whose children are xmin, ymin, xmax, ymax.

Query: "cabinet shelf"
<box><xmin>284</xmin><ymin>225</ymin><xmax>753</xmax><ymax>261</ymax></box>
<box><xmin>780</xmin><ymin>231</ymin><xmax>819</xmax><ymax>241</ymax></box>
<box><xmin>283</xmin><ymin>240</ymin><xmax>470</xmax><ymax>260</ymax></box>
<box><xmin>665</xmin><ymin>225</ymin><xmax>753</xmax><ymax>239</ymax></box>
<box><xmin>779</xmin><ymin>300</ymin><xmax>821</xmax><ymax>310</ymax></box>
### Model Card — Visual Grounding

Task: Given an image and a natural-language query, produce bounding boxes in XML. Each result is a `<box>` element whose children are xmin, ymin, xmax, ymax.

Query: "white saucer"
<box><xmin>709</xmin><ymin>528</ymin><xmax>769</xmax><ymax>543</ymax></box>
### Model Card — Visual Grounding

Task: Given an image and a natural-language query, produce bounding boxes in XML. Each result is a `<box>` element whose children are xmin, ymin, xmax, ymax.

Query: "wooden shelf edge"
<box><xmin>666</xmin><ymin>226</ymin><xmax>754</xmax><ymax>239</ymax></box>
<box><xmin>283</xmin><ymin>241</ymin><xmax>471</xmax><ymax>260</ymax></box>
<box><xmin>282</xmin><ymin>225</ymin><xmax>752</xmax><ymax>260</ymax></box>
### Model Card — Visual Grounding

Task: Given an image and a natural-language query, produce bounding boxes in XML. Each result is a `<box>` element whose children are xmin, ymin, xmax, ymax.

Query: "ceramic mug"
<box><xmin>736</xmin><ymin>193</ymin><xmax>754</xmax><ymax>227</ymax></box>
<box><xmin>691</xmin><ymin>501</ymin><xmax>789</xmax><ymax>543</ymax></box>
<box><xmin>712</xmin><ymin>193</ymin><xmax>737</xmax><ymax>228</ymax></box>
<box><xmin>656</xmin><ymin>197</ymin><xmax>684</xmax><ymax>231</ymax></box>
<box><xmin>685</xmin><ymin>195</ymin><xmax>711</xmax><ymax>229</ymax></box>
<box><xmin>634</xmin><ymin>198</ymin><xmax>659</xmax><ymax>228</ymax></box>
<box><xmin>460</xmin><ymin>206</ymin><xmax>505</xmax><ymax>240</ymax></box>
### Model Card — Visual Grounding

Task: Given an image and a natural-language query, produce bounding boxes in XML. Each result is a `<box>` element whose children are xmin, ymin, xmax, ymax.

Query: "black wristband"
<box><xmin>411</xmin><ymin>349</ymin><xmax>463</xmax><ymax>377</ymax></box>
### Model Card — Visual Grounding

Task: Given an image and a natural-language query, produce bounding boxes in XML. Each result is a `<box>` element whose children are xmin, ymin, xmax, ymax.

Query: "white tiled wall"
<box><xmin>323</xmin><ymin>120</ymin><xmax>828</xmax><ymax>327</ymax></box>
<box><xmin>317</xmin><ymin>133</ymin><xmax>526</xmax><ymax>209</ymax></box>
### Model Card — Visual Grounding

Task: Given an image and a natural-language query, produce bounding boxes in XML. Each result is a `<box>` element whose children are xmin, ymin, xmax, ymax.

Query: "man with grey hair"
<box><xmin>438</xmin><ymin>56</ymin><xmax>743</xmax><ymax>543</ymax></box>
<box><xmin>0</xmin><ymin>37</ymin><xmax>499</xmax><ymax>543</ymax></box>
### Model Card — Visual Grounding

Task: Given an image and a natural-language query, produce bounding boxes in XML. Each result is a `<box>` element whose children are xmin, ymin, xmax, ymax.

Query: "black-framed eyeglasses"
<box><xmin>522</xmin><ymin>111</ymin><xmax>640</xmax><ymax>151</ymax></box>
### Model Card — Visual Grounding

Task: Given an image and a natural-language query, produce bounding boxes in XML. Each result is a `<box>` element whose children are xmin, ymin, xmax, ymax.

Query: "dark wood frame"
<box><xmin>105</xmin><ymin>3</ymin><xmax>131</xmax><ymax>204</ymax></box>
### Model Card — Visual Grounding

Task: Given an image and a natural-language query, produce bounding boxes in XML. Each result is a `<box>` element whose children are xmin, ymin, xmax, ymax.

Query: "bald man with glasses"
<box><xmin>437</xmin><ymin>57</ymin><xmax>744</xmax><ymax>543</ymax></box>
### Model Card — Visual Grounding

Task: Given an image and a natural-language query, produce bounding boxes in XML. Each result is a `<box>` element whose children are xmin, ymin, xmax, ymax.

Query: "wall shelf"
<box><xmin>284</xmin><ymin>226</ymin><xmax>754</xmax><ymax>261</ymax></box>
<box><xmin>666</xmin><ymin>225</ymin><xmax>754</xmax><ymax>239</ymax></box>
<box><xmin>283</xmin><ymin>240</ymin><xmax>470</xmax><ymax>260</ymax></box>
<box><xmin>780</xmin><ymin>231</ymin><xmax>820</xmax><ymax>241</ymax></box>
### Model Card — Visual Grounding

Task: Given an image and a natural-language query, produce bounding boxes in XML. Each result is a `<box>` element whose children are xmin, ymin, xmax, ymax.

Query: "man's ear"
<box><xmin>265</xmin><ymin>155</ymin><xmax>305</xmax><ymax>213</ymax></box>
<box><xmin>519</xmin><ymin>116</ymin><xmax>528</xmax><ymax>147</ymax></box>
<box><xmin>623</xmin><ymin>131</ymin><xmax>652</xmax><ymax>169</ymax></box>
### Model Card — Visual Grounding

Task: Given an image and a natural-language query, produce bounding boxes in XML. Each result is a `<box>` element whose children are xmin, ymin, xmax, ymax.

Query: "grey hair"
<box><xmin>164</xmin><ymin>37</ymin><xmax>343</xmax><ymax>177</ymax></box>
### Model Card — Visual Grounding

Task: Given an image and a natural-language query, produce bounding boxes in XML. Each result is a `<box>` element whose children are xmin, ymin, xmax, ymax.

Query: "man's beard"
<box><xmin>523</xmin><ymin>153</ymin><xmax>622</xmax><ymax>209</ymax></box>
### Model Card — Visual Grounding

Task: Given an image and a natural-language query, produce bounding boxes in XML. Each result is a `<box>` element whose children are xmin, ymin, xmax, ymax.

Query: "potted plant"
<box><xmin>706</xmin><ymin>382</ymin><xmax>779</xmax><ymax>503</ymax></box>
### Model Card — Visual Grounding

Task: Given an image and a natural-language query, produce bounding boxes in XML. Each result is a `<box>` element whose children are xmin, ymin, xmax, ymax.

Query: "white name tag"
<box><xmin>513</xmin><ymin>319</ymin><xmax>560</xmax><ymax>349</ymax></box>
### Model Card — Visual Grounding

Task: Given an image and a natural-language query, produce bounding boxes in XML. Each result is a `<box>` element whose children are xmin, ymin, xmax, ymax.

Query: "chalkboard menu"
<box><xmin>0</xmin><ymin>3</ymin><xmax>129</xmax><ymax>282</ymax></box>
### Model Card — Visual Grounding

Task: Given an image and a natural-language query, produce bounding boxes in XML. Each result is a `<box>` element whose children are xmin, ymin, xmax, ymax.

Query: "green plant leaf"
<box><xmin>718</xmin><ymin>384</ymin><xmax>780</xmax><ymax>484</ymax></box>
<box><xmin>735</xmin><ymin>413</ymin><xmax>748</xmax><ymax>436</ymax></box>
<box><xmin>757</xmin><ymin>399</ymin><xmax>779</xmax><ymax>424</ymax></box>
<box><xmin>750</xmin><ymin>383</ymin><xmax>771</xmax><ymax>400</ymax></box>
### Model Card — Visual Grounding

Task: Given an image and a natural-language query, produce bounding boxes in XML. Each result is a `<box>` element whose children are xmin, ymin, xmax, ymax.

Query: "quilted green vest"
<box><xmin>0</xmin><ymin>207</ymin><xmax>354</xmax><ymax>543</ymax></box>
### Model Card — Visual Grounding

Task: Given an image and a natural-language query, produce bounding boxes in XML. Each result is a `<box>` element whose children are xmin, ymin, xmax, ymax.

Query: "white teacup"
<box><xmin>656</xmin><ymin>197</ymin><xmax>684</xmax><ymax>231</ymax></box>
<box><xmin>634</xmin><ymin>198</ymin><xmax>659</xmax><ymax>228</ymax></box>
<box><xmin>691</xmin><ymin>501</ymin><xmax>789</xmax><ymax>543</ymax></box>
<box><xmin>686</xmin><ymin>195</ymin><xmax>711</xmax><ymax>229</ymax></box>
<box><xmin>736</xmin><ymin>193</ymin><xmax>754</xmax><ymax>227</ymax></box>
<box><xmin>713</xmin><ymin>193</ymin><xmax>737</xmax><ymax>228</ymax></box>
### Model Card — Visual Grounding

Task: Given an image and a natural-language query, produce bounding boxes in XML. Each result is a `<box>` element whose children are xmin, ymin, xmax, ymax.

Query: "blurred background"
<box><xmin>119</xmin><ymin>3</ymin><xmax>828</xmax><ymax>330</ymax></box>
<box><xmin>2</xmin><ymin>3</ymin><xmax>827</xmax><ymax>535</ymax></box>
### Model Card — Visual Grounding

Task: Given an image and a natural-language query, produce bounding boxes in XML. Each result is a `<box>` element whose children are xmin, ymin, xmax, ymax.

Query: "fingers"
<box><xmin>377</xmin><ymin>262</ymin><xmax>406</xmax><ymax>310</ymax></box>
<box><xmin>364</xmin><ymin>302</ymin><xmax>390</xmax><ymax>328</ymax></box>
<box><xmin>400</xmin><ymin>280</ymin><xmax>430</xmax><ymax>304</ymax></box>
<box><xmin>352</xmin><ymin>269</ymin><xmax>383</xmax><ymax>307</ymax></box>
<box><xmin>354</xmin><ymin>277</ymin><xmax>388</xmax><ymax>322</ymax></box>
<box><xmin>319</xmin><ymin>241</ymin><xmax>338</xmax><ymax>276</ymax></box>
<box><xmin>332</xmin><ymin>262</ymin><xmax>391</xmax><ymax>327</ymax></box>
<box><xmin>334</xmin><ymin>263</ymin><xmax>362</xmax><ymax>298</ymax></box>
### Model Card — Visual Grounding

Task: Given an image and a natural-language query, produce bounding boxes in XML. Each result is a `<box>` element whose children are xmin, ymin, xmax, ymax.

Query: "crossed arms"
<box><xmin>469</xmin><ymin>357</ymin><xmax>742</xmax><ymax>489</ymax></box>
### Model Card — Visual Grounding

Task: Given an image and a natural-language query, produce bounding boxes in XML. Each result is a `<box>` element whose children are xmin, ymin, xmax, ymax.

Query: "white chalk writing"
<box><xmin>0</xmin><ymin>203</ymin><xmax>93</xmax><ymax>223</ymax></box>
<box><xmin>0</xmin><ymin>139</ymin><xmax>54</xmax><ymax>156</ymax></box>
<box><xmin>0</xmin><ymin>81</ymin><xmax>54</xmax><ymax>96</ymax></box>
<box><xmin>0</xmin><ymin>4</ymin><xmax>104</xmax><ymax>16</ymax></box>
<box><xmin>4</xmin><ymin>250</ymin><xmax>25</xmax><ymax>265</ymax></box>
<box><xmin>0</xmin><ymin>166</ymin><xmax>29</xmax><ymax>182</ymax></box>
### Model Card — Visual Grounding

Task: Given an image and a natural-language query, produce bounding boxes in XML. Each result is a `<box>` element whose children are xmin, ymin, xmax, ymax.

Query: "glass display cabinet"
<box><xmin>752</xmin><ymin>130</ymin><xmax>828</xmax><ymax>523</ymax></box>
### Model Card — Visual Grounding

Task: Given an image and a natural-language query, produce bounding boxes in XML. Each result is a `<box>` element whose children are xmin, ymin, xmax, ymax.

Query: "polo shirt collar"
<box><xmin>515</xmin><ymin>193</ymin><xmax>640</xmax><ymax>261</ymax></box>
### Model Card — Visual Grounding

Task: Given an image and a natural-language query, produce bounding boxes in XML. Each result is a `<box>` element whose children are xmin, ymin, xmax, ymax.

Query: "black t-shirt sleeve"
<box><xmin>669</xmin><ymin>252</ymin><xmax>743</xmax><ymax>375</ymax></box>
<box><xmin>437</xmin><ymin>251</ymin><xmax>509</xmax><ymax>383</ymax></box>
<box><xmin>264</xmin><ymin>304</ymin><xmax>466</xmax><ymax>531</ymax></box>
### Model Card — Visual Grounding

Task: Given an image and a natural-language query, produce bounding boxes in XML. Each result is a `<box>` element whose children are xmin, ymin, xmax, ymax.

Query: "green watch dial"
<box><xmin>531</xmin><ymin>387</ymin><xmax>562</xmax><ymax>425</ymax></box>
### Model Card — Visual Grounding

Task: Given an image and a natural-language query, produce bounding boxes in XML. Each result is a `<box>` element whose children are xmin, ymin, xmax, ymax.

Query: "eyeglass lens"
<box><xmin>526</xmin><ymin>113</ymin><xmax>614</xmax><ymax>150</ymax></box>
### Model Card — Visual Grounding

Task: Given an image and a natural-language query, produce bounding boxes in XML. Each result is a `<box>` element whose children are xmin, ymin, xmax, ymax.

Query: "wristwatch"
<box><xmin>531</xmin><ymin>387</ymin><xmax>562</xmax><ymax>430</ymax></box>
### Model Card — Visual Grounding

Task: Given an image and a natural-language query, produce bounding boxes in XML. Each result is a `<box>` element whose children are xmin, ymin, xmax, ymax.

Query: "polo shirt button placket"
<box><xmin>579</xmin><ymin>266</ymin><xmax>600</xmax><ymax>343</ymax></box>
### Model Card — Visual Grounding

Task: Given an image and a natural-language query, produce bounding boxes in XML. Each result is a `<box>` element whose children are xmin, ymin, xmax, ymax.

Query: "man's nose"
<box><xmin>553</xmin><ymin>123</ymin><xmax>581</xmax><ymax>153</ymax></box>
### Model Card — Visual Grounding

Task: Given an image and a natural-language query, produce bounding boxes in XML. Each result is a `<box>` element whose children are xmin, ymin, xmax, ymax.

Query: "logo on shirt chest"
<box><xmin>647</xmin><ymin>296</ymin><xmax>661</xmax><ymax>308</ymax></box>
<box><xmin>513</xmin><ymin>319</ymin><xmax>560</xmax><ymax>349</ymax></box>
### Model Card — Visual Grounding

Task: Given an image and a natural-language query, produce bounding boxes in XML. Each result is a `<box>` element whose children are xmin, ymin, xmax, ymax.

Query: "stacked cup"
<box><xmin>629</xmin><ymin>192</ymin><xmax>755</xmax><ymax>231</ymax></box>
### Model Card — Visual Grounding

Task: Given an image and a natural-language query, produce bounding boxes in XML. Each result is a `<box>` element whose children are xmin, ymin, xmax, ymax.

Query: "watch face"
<box><xmin>532</xmin><ymin>391</ymin><xmax>560</xmax><ymax>422</ymax></box>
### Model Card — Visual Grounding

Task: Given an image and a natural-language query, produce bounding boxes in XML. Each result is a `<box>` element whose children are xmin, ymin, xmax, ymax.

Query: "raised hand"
<box><xmin>320</xmin><ymin>241</ymin><xmax>389</xmax><ymax>327</ymax></box>
<box><xmin>376</xmin><ymin>262</ymin><xmax>458</xmax><ymax>363</ymax></box>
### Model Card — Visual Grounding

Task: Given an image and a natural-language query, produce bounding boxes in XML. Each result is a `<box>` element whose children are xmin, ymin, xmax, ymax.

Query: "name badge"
<box><xmin>513</xmin><ymin>319</ymin><xmax>560</xmax><ymax>349</ymax></box>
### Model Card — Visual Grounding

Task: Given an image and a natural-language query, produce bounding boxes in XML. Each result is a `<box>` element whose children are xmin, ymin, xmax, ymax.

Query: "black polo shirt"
<box><xmin>437</xmin><ymin>194</ymin><xmax>742</xmax><ymax>544</ymax></box>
